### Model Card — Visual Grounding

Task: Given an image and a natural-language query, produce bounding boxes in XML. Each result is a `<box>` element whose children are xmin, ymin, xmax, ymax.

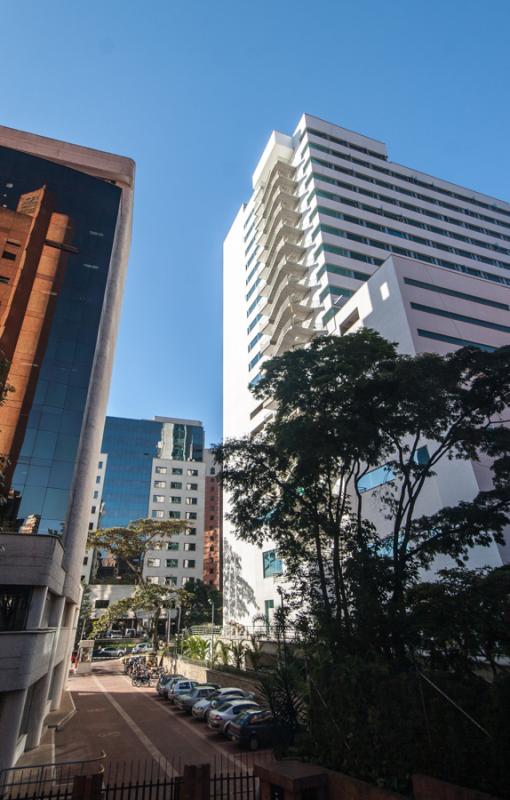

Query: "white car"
<box><xmin>131</xmin><ymin>643</ymin><xmax>154</xmax><ymax>655</ymax></box>
<box><xmin>191</xmin><ymin>688</ymin><xmax>255</xmax><ymax>721</ymax></box>
<box><xmin>207</xmin><ymin>700</ymin><xmax>260</xmax><ymax>734</ymax></box>
<box><xmin>97</xmin><ymin>646</ymin><xmax>125</xmax><ymax>658</ymax></box>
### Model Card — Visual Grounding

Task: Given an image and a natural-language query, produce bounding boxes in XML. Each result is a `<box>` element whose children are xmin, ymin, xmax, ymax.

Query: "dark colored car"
<box><xmin>228</xmin><ymin>709</ymin><xmax>288</xmax><ymax>751</ymax></box>
<box><xmin>156</xmin><ymin>674</ymin><xmax>182</xmax><ymax>697</ymax></box>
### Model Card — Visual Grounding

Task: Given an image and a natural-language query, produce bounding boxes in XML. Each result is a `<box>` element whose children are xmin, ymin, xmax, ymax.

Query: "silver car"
<box><xmin>167</xmin><ymin>679</ymin><xmax>197</xmax><ymax>703</ymax></box>
<box><xmin>192</xmin><ymin>688</ymin><xmax>256</xmax><ymax>721</ymax></box>
<box><xmin>207</xmin><ymin>699</ymin><xmax>260</xmax><ymax>734</ymax></box>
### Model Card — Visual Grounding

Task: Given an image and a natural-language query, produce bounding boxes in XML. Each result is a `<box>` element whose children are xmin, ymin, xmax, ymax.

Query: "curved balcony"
<box><xmin>260</xmin><ymin>257</ymin><xmax>306</xmax><ymax>285</ymax></box>
<box><xmin>266</xmin><ymin>279</ymin><xmax>308</xmax><ymax>324</ymax></box>
<box><xmin>255</xmin><ymin>163</ymin><xmax>297</xmax><ymax>216</ymax></box>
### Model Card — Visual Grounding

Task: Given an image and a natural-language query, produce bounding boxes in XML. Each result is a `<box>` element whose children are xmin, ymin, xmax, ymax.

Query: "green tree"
<box><xmin>215</xmin><ymin>331</ymin><xmax>510</xmax><ymax>665</ymax></box>
<box><xmin>87</xmin><ymin>518</ymin><xmax>185</xmax><ymax>585</ymax></box>
<box><xmin>181</xmin><ymin>634</ymin><xmax>209</xmax><ymax>661</ymax></box>
<box><xmin>180</xmin><ymin>580</ymin><xmax>223</xmax><ymax>628</ymax></box>
<box><xmin>74</xmin><ymin>583</ymin><xmax>93</xmax><ymax>647</ymax></box>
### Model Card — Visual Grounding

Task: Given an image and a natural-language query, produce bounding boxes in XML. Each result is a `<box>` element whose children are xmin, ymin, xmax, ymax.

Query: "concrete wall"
<box><xmin>167</xmin><ymin>656</ymin><xmax>263</xmax><ymax>698</ymax></box>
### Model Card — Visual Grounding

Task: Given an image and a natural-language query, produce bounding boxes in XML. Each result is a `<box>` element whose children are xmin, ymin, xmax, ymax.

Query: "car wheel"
<box><xmin>249</xmin><ymin>736</ymin><xmax>259</xmax><ymax>751</ymax></box>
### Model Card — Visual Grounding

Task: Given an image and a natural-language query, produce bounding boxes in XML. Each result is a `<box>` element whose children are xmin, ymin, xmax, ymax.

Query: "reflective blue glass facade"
<box><xmin>99</xmin><ymin>417</ymin><xmax>161</xmax><ymax>528</ymax></box>
<box><xmin>98</xmin><ymin>417</ymin><xmax>205</xmax><ymax>529</ymax></box>
<box><xmin>0</xmin><ymin>145</ymin><xmax>121</xmax><ymax>535</ymax></box>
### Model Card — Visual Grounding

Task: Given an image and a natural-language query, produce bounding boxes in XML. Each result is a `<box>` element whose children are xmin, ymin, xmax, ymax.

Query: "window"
<box><xmin>186</xmin><ymin>482</ymin><xmax>198</xmax><ymax>491</ymax></box>
<box><xmin>1</xmin><ymin>250</ymin><xmax>16</xmax><ymax>261</ymax></box>
<box><xmin>170</xmin><ymin>496</ymin><xmax>182</xmax><ymax>504</ymax></box>
<box><xmin>187</xmin><ymin>469</ymin><xmax>198</xmax><ymax>477</ymax></box>
<box><xmin>172</xmin><ymin>468</ymin><xmax>183</xmax><ymax>475</ymax></box>
<box><xmin>357</xmin><ymin>464</ymin><xmax>395</xmax><ymax>493</ymax></box>
<box><xmin>410</xmin><ymin>302</ymin><xmax>510</xmax><ymax>334</ymax></box>
<box><xmin>166</xmin><ymin>559</ymin><xmax>178</xmax><ymax>568</ymax></box>
<box><xmin>263</xmin><ymin>550</ymin><xmax>283</xmax><ymax>578</ymax></box>
<box><xmin>185</xmin><ymin>512</ymin><xmax>197</xmax><ymax>520</ymax></box>
<box><xmin>91</xmin><ymin>506</ymin><xmax>96</xmax><ymax>514</ymax></box>
<box><xmin>264</xmin><ymin>599</ymin><xmax>274</xmax><ymax>621</ymax></box>
<box><xmin>152</xmin><ymin>542</ymin><xmax>163</xmax><ymax>550</ymax></box>
<box><xmin>154</xmin><ymin>480</ymin><xmax>166</xmax><ymax>488</ymax></box>
<box><xmin>167</xmin><ymin>542</ymin><xmax>179</xmax><ymax>551</ymax></box>
<box><xmin>147</xmin><ymin>577</ymin><xmax>159</xmax><ymax>585</ymax></box>
<box><xmin>155</xmin><ymin>466</ymin><xmax>167</xmax><ymax>475</ymax></box>
<box><xmin>416</xmin><ymin>329</ymin><xmax>495</xmax><ymax>352</ymax></box>
<box><xmin>93</xmin><ymin>491</ymin><xmax>99</xmax><ymax>499</ymax></box>
<box><xmin>186</xmin><ymin>497</ymin><xmax>197</xmax><ymax>505</ymax></box>
<box><xmin>153</xmin><ymin>495</ymin><xmax>165</xmax><ymax>503</ymax></box>
<box><xmin>165</xmin><ymin>576</ymin><xmax>177</xmax><ymax>586</ymax></box>
<box><xmin>170</xmin><ymin>481</ymin><xmax>182</xmax><ymax>489</ymax></box>
<box><xmin>169</xmin><ymin>511</ymin><xmax>181</xmax><ymax>519</ymax></box>
<box><xmin>98</xmin><ymin>461</ymin><xmax>103</xmax><ymax>469</ymax></box>
<box><xmin>95</xmin><ymin>476</ymin><xmax>101</xmax><ymax>484</ymax></box>
<box><xmin>184</xmin><ymin>542</ymin><xmax>196</xmax><ymax>552</ymax></box>
<box><xmin>182</xmin><ymin>576</ymin><xmax>195</xmax><ymax>587</ymax></box>
<box><xmin>147</xmin><ymin>558</ymin><xmax>160</xmax><ymax>567</ymax></box>
<box><xmin>183</xmin><ymin>559</ymin><xmax>196</xmax><ymax>569</ymax></box>
<box><xmin>210</xmin><ymin>467</ymin><xmax>216</xmax><ymax>475</ymax></box>
<box><xmin>0</xmin><ymin>588</ymin><xmax>32</xmax><ymax>631</ymax></box>
<box><xmin>83</xmin><ymin>556</ymin><xmax>88</xmax><ymax>565</ymax></box>
<box><xmin>185</xmin><ymin>527</ymin><xmax>196</xmax><ymax>536</ymax></box>
<box><xmin>403</xmin><ymin>277</ymin><xmax>510</xmax><ymax>310</ymax></box>
<box><xmin>152</xmin><ymin>510</ymin><xmax>164</xmax><ymax>519</ymax></box>
<box><xmin>95</xmin><ymin>600</ymin><xmax>109</xmax><ymax>609</ymax></box>
<box><xmin>88</xmin><ymin>522</ymin><xmax>94</xmax><ymax>531</ymax></box>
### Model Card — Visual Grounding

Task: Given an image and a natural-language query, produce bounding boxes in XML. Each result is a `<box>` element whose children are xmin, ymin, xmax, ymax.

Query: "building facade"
<box><xmin>223</xmin><ymin>113</ymin><xmax>510</xmax><ymax>626</ymax></box>
<box><xmin>85</xmin><ymin>416</ymin><xmax>208</xmax><ymax>618</ymax></box>
<box><xmin>203</xmin><ymin>449</ymin><xmax>222</xmax><ymax>590</ymax></box>
<box><xmin>0</xmin><ymin>125</ymin><xmax>134</xmax><ymax>771</ymax></box>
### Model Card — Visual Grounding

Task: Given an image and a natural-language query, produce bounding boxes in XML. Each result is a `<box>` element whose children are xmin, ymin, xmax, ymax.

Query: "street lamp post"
<box><xmin>209</xmin><ymin>600</ymin><xmax>215</xmax><ymax>667</ymax></box>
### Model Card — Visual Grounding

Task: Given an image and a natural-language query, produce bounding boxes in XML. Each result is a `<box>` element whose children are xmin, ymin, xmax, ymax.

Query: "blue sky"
<box><xmin>1</xmin><ymin>0</ymin><xmax>509</xmax><ymax>445</ymax></box>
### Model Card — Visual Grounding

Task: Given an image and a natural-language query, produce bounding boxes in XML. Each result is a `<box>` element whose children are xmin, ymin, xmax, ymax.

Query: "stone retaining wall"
<box><xmin>162</xmin><ymin>656</ymin><xmax>263</xmax><ymax>698</ymax></box>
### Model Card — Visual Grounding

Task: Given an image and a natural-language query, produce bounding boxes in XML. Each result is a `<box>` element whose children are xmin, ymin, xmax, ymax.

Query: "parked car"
<box><xmin>207</xmin><ymin>699</ymin><xmax>260</xmax><ymax>734</ymax></box>
<box><xmin>131</xmin><ymin>643</ymin><xmax>155</xmax><ymax>655</ymax></box>
<box><xmin>161</xmin><ymin>675</ymin><xmax>186</xmax><ymax>698</ymax></box>
<box><xmin>192</xmin><ymin>688</ymin><xmax>256</xmax><ymax>721</ymax></box>
<box><xmin>175</xmin><ymin>684</ymin><xmax>220</xmax><ymax>713</ymax></box>
<box><xmin>156</xmin><ymin>674</ymin><xmax>181</xmax><ymax>697</ymax></box>
<box><xmin>96</xmin><ymin>646</ymin><xmax>126</xmax><ymax>658</ymax></box>
<box><xmin>105</xmin><ymin>631</ymin><xmax>124</xmax><ymax>639</ymax></box>
<box><xmin>228</xmin><ymin>709</ymin><xmax>283</xmax><ymax>751</ymax></box>
<box><xmin>167</xmin><ymin>679</ymin><xmax>198</xmax><ymax>703</ymax></box>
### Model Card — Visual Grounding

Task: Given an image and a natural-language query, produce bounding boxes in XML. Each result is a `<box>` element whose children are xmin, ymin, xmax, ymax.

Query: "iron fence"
<box><xmin>0</xmin><ymin>753</ymin><xmax>105</xmax><ymax>800</ymax></box>
<box><xmin>103</xmin><ymin>759</ymin><xmax>182</xmax><ymax>800</ymax></box>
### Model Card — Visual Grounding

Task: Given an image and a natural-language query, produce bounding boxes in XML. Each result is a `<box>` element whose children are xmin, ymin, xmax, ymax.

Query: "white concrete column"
<box><xmin>0</xmin><ymin>689</ymin><xmax>27</xmax><ymax>774</ymax></box>
<box><xmin>26</xmin><ymin>587</ymin><xmax>48</xmax><ymax>629</ymax></box>
<box><xmin>24</xmin><ymin>678</ymin><xmax>47</xmax><ymax>751</ymax></box>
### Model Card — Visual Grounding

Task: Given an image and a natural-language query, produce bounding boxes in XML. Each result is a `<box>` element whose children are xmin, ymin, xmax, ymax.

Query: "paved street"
<box><xmin>56</xmin><ymin>661</ymin><xmax>271</xmax><ymax>774</ymax></box>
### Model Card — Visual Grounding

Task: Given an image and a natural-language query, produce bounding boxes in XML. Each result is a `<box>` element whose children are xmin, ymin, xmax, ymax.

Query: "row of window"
<box><xmin>262</xmin><ymin>549</ymin><xmax>283</xmax><ymax>578</ymax></box>
<box><xmin>307</xmin><ymin>138</ymin><xmax>510</xmax><ymax>223</ymax></box>
<box><xmin>417</xmin><ymin>329</ymin><xmax>495</xmax><ymax>352</ymax></box>
<box><xmin>146</xmin><ymin>552</ymin><xmax>195</xmax><ymax>567</ymax></box>
<box><xmin>312</xmin><ymin>190</ymin><xmax>510</xmax><ymax>254</ymax></box>
<box><xmin>249</xmin><ymin>352</ymin><xmax>262</xmax><ymax>371</ymax></box>
<box><xmin>403</xmin><ymin>276</ymin><xmax>509</xmax><ymax>311</ymax></box>
<box><xmin>152</xmin><ymin>510</ymin><xmax>197</xmax><ymax>520</ymax></box>
<box><xmin>303</xmin><ymin>126</ymin><xmax>388</xmax><ymax>162</ymax></box>
<box><xmin>247</xmin><ymin>313</ymin><xmax>262</xmax><ymax>335</ymax></box>
<box><xmin>147</xmin><ymin>575</ymin><xmax>195</xmax><ymax>587</ymax></box>
<box><xmin>155</xmin><ymin>466</ymin><xmax>199</xmax><ymax>477</ymax></box>
<box><xmin>153</xmin><ymin>480</ymin><xmax>198</xmax><ymax>490</ymax></box>
<box><xmin>307</xmin><ymin>160</ymin><xmax>510</xmax><ymax>241</ymax></box>
<box><xmin>247</xmin><ymin>295</ymin><xmax>262</xmax><ymax>318</ymax></box>
<box><xmin>312</xmin><ymin>210</ymin><xmax>510</xmax><ymax>270</ymax></box>
<box><xmin>316</xmin><ymin>238</ymin><xmax>510</xmax><ymax>289</ymax></box>
<box><xmin>153</xmin><ymin>494</ymin><xmax>198</xmax><ymax>505</ymax></box>
<box><xmin>410</xmin><ymin>302</ymin><xmax>510</xmax><ymax>334</ymax></box>
<box><xmin>357</xmin><ymin>446</ymin><xmax>430</xmax><ymax>493</ymax></box>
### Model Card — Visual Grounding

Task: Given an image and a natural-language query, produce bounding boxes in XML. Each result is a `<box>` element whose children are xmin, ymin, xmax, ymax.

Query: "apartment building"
<box><xmin>203</xmin><ymin>449</ymin><xmax>222</xmax><ymax>590</ymax></box>
<box><xmin>0</xmin><ymin>125</ymin><xmax>134</xmax><ymax>771</ymax></box>
<box><xmin>85</xmin><ymin>416</ymin><xmax>208</xmax><ymax>619</ymax></box>
<box><xmin>223</xmin><ymin>113</ymin><xmax>510</xmax><ymax>626</ymax></box>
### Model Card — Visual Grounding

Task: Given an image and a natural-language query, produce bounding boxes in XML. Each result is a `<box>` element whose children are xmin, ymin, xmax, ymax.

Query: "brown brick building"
<box><xmin>0</xmin><ymin>187</ymin><xmax>76</xmax><ymax>498</ymax></box>
<box><xmin>203</xmin><ymin>450</ymin><xmax>222</xmax><ymax>589</ymax></box>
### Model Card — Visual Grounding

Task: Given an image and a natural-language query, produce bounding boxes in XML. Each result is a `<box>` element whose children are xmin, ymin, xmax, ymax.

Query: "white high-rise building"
<box><xmin>223</xmin><ymin>113</ymin><xmax>510</xmax><ymax>626</ymax></box>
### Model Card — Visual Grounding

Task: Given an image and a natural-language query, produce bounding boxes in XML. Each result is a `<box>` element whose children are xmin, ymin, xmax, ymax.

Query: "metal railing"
<box><xmin>0</xmin><ymin>753</ymin><xmax>105</xmax><ymax>800</ymax></box>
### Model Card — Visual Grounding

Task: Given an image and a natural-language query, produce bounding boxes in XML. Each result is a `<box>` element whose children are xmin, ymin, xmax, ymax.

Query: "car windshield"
<box><xmin>216</xmin><ymin>702</ymin><xmax>233</xmax><ymax>712</ymax></box>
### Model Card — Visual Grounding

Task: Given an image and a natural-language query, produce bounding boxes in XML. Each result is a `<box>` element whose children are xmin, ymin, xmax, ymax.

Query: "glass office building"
<box><xmin>0</xmin><ymin>144</ymin><xmax>121</xmax><ymax>535</ymax></box>
<box><xmin>98</xmin><ymin>416</ymin><xmax>205</xmax><ymax>529</ymax></box>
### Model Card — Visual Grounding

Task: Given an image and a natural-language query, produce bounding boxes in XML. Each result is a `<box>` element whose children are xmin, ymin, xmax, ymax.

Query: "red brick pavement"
<box><xmin>56</xmin><ymin>661</ymin><xmax>271</xmax><ymax>774</ymax></box>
